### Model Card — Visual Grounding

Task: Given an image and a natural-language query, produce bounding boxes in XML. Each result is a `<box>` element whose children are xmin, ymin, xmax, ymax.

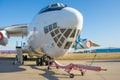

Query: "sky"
<box><xmin>0</xmin><ymin>0</ymin><xmax>120</xmax><ymax>50</ymax></box>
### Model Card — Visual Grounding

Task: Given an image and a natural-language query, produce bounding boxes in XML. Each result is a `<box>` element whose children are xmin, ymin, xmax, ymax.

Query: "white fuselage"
<box><xmin>28</xmin><ymin>7</ymin><xmax>83</xmax><ymax>58</ymax></box>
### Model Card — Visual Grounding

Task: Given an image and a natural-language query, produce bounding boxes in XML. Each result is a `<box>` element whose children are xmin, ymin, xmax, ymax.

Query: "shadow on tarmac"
<box><xmin>27</xmin><ymin>64</ymin><xmax>83</xmax><ymax>79</ymax></box>
<box><xmin>28</xmin><ymin>65</ymin><xmax>59</xmax><ymax>80</ymax></box>
<box><xmin>0</xmin><ymin>57</ymin><xmax>68</xmax><ymax>80</ymax></box>
<box><xmin>0</xmin><ymin>57</ymin><xmax>26</xmax><ymax>73</ymax></box>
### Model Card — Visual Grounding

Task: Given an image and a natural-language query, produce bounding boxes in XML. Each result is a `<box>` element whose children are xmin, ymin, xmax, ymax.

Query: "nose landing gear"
<box><xmin>36</xmin><ymin>55</ymin><xmax>50</xmax><ymax>66</ymax></box>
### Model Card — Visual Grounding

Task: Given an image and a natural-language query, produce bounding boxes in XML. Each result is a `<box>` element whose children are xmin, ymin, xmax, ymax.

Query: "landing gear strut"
<box><xmin>23</xmin><ymin>55</ymin><xmax>28</xmax><ymax>60</ymax></box>
<box><xmin>36</xmin><ymin>55</ymin><xmax>50</xmax><ymax>66</ymax></box>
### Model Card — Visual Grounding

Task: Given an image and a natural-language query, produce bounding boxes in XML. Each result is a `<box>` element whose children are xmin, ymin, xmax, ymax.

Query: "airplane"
<box><xmin>0</xmin><ymin>3</ymin><xmax>98</xmax><ymax>57</ymax></box>
<box><xmin>0</xmin><ymin>3</ymin><xmax>102</xmax><ymax>78</ymax></box>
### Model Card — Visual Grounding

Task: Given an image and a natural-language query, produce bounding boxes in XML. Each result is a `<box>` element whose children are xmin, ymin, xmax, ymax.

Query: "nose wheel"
<box><xmin>69</xmin><ymin>73</ymin><xmax>74</xmax><ymax>78</ymax></box>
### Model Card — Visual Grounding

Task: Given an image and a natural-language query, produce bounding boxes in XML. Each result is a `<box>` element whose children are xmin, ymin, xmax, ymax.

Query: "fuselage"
<box><xmin>28</xmin><ymin>3</ymin><xmax>83</xmax><ymax>58</ymax></box>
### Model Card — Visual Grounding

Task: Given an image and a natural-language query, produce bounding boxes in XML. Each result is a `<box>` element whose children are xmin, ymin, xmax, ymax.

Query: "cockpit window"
<box><xmin>38</xmin><ymin>3</ymin><xmax>67</xmax><ymax>14</ymax></box>
<box><xmin>64</xmin><ymin>42</ymin><xmax>72</xmax><ymax>49</ymax></box>
<box><xmin>64</xmin><ymin>29</ymin><xmax>72</xmax><ymax>38</ymax></box>
<box><xmin>70</xmin><ymin>29</ymin><xmax>76</xmax><ymax>38</ymax></box>
<box><xmin>51</xmin><ymin>4</ymin><xmax>59</xmax><ymax>8</ymax></box>
<box><xmin>57</xmin><ymin>42</ymin><xmax>62</xmax><ymax>48</ymax></box>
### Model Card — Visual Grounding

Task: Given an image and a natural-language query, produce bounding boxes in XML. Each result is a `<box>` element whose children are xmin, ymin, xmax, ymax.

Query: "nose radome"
<box><xmin>62</xmin><ymin>7</ymin><xmax>83</xmax><ymax>30</ymax></box>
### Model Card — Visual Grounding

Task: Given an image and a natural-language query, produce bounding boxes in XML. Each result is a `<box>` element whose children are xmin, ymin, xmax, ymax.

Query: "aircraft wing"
<box><xmin>91</xmin><ymin>41</ymin><xmax>99</xmax><ymax>47</ymax></box>
<box><xmin>3</xmin><ymin>24</ymin><xmax>28</xmax><ymax>37</ymax></box>
<box><xmin>0</xmin><ymin>24</ymin><xmax>28</xmax><ymax>46</ymax></box>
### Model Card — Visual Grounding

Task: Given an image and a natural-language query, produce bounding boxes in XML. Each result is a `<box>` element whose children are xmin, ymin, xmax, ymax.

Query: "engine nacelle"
<box><xmin>0</xmin><ymin>31</ymin><xmax>8</xmax><ymax>46</ymax></box>
<box><xmin>0</xmin><ymin>32</ymin><xmax>3</xmax><ymax>40</ymax></box>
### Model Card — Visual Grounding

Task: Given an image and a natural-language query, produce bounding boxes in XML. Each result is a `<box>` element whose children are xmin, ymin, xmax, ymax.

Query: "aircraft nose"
<box><xmin>62</xmin><ymin>7</ymin><xmax>83</xmax><ymax>30</ymax></box>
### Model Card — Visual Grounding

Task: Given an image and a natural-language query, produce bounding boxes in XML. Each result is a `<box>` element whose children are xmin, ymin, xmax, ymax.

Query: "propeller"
<box><xmin>74</xmin><ymin>35</ymin><xmax>86</xmax><ymax>50</ymax></box>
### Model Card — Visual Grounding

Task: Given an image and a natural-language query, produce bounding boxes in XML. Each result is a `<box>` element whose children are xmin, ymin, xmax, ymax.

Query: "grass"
<box><xmin>0</xmin><ymin>53</ymin><xmax>16</xmax><ymax>58</ymax></box>
<box><xmin>55</xmin><ymin>53</ymin><xmax>120</xmax><ymax>60</ymax></box>
<box><xmin>0</xmin><ymin>53</ymin><xmax>120</xmax><ymax>60</ymax></box>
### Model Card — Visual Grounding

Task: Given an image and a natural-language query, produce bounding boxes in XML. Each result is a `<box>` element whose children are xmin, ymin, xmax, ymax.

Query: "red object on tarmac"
<box><xmin>48</xmin><ymin>60</ymin><xmax>107</xmax><ymax>78</ymax></box>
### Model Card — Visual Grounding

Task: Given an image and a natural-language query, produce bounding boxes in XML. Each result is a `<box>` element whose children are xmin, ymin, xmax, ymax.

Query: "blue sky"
<box><xmin>0</xmin><ymin>0</ymin><xmax>120</xmax><ymax>50</ymax></box>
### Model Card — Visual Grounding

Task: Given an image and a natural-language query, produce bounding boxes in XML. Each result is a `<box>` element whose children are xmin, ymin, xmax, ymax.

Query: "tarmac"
<box><xmin>0</xmin><ymin>57</ymin><xmax>120</xmax><ymax>80</ymax></box>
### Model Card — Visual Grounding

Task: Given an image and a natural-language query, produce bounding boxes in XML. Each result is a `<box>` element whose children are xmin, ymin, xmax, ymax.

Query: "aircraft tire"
<box><xmin>69</xmin><ymin>73</ymin><xmax>74</xmax><ymax>78</ymax></box>
<box><xmin>23</xmin><ymin>55</ymin><xmax>28</xmax><ymax>60</ymax></box>
<box><xmin>81</xmin><ymin>71</ymin><xmax>84</xmax><ymax>76</ymax></box>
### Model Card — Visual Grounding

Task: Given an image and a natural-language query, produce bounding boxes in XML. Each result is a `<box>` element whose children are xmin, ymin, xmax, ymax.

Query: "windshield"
<box><xmin>38</xmin><ymin>3</ymin><xmax>67</xmax><ymax>14</ymax></box>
